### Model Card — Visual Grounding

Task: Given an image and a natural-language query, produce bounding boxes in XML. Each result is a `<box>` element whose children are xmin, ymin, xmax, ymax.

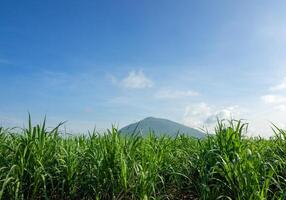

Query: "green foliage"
<box><xmin>0</xmin><ymin>118</ymin><xmax>286</xmax><ymax>199</ymax></box>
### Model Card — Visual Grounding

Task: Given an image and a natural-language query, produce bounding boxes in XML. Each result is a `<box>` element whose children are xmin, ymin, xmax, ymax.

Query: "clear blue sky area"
<box><xmin>1</xmin><ymin>0</ymin><xmax>286</xmax><ymax>136</ymax></box>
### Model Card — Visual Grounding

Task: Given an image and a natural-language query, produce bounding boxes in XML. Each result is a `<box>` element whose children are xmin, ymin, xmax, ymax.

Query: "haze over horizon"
<box><xmin>1</xmin><ymin>1</ymin><xmax>286</xmax><ymax>137</ymax></box>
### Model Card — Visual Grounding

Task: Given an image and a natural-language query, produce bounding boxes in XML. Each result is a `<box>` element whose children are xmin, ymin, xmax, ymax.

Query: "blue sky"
<box><xmin>1</xmin><ymin>0</ymin><xmax>286</xmax><ymax>136</ymax></box>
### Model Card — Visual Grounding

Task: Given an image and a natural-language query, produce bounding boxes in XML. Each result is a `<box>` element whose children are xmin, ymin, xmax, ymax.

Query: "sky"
<box><xmin>1</xmin><ymin>0</ymin><xmax>286</xmax><ymax>136</ymax></box>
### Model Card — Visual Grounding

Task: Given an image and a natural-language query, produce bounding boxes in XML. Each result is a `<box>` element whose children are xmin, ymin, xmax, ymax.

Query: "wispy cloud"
<box><xmin>261</xmin><ymin>94</ymin><xmax>286</xmax><ymax>104</ymax></box>
<box><xmin>122</xmin><ymin>70</ymin><xmax>153</xmax><ymax>89</ymax></box>
<box><xmin>270</xmin><ymin>77</ymin><xmax>286</xmax><ymax>91</ymax></box>
<box><xmin>42</xmin><ymin>71</ymin><xmax>72</xmax><ymax>87</ymax></box>
<box><xmin>261</xmin><ymin>94</ymin><xmax>286</xmax><ymax>112</ymax></box>
<box><xmin>274</xmin><ymin>105</ymin><xmax>286</xmax><ymax>112</ymax></box>
<box><xmin>261</xmin><ymin>78</ymin><xmax>286</xmax><ymax>112</ymax></box>
<box><xmin>257</xmin><ymin>17</ymin><xmax>286</xmax><ymax>45</ymax></box>
<box><xmin>110</xmin><ymin>70</ymin><xmax>153</xmax><ymax>89</ymax></box>
<box><xmin>40</xmin><ymin>70</ymin><xmax>101</xmax><ymax>92</ymax></box>
<box><xmin>155</xmin><ymin>89</ymin><xmax>199</xmax><ymax>99</ymax></box>
<box><xmin>0</xmin><ymin>114</ymin><xmax>23</xmax><ymax>127</ymax></box>
<box><xmin>108</xmin><ymin>96</ymin><xmax>131</xmax><ymax>105</ymax></box>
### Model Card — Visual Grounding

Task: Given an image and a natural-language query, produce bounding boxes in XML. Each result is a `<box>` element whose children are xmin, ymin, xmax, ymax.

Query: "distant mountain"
<box><xmin>119</xmin><ymin>117</ymin><xmax>205</xmax><ymax>138</ymax></box>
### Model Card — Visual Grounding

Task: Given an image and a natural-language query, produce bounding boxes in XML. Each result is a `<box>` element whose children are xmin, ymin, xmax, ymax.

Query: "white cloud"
<box><xmin>122</xmin><ymin>70</ymin><xmax>153</xmax><ymax>89</ymax></box>
<box><xmin>155</xmin><ymin>89</ymin><xmax>199</xmax><ymax>99</ymax></box>
<box><xmin>113</xmin><ymin>70</ymin><xmax>153</xmax><ymax>89</ymax></box>
<box><xmin>270</xmin><ymin>77</ymin><xmax>286</xmax><ymax>91</ymax></box>
<box><xmin>261</xmin><ymin>94</ymin><xmax>286</xmax><ymax>104</ymax></box>
<box><xmin>274</xmin><ymin>105</ymin><xmax>286</xmax><ymax>112</ymax></box>
<box><xmin>183</xmin><ymin>102</ymin><xmax>241</xmax><ymax>130</ymax></box>
<box><xmin>183</xmin><ymin>102</ymin><xmax>212</xmax><ymax>128</ymax></box>
<box><xmin>205</xmin><ymin>107</ymin><xmax>239</xmax><ymax>125</ymax></box>
<box><xmin>261</xmin><ymin>78</ymin><xmax>286</xmax><ymax>112</ymax></box>
<box><xmin>261</xmin><ymin>94</ymin><xmax>286</xmax><ymax>112</ymax></box>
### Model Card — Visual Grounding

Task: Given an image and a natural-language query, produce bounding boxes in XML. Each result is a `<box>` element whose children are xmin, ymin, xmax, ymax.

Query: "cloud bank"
<box><xmin>183</xmin><ymin>102</ymin><xmax>241</xmax><ymax>130</ymax></box>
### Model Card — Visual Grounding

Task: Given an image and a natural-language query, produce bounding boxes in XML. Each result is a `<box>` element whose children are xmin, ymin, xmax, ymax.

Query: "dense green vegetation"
<box><xmin>0</xmin><ymin>117</ymin><xmax>286</xmax><ymax>199</ymax></box>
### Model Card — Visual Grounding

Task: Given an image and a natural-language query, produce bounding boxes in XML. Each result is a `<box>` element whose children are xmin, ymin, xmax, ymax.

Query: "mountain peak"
<box><xmin>120</xmin><ymin>117</ymin><xmax>205</xmax><ymax>138</ymax></box>
<box><xmin>143</xmin><ymin>116</ymin><xmax>156</xmax><ymax>120</ymax></box>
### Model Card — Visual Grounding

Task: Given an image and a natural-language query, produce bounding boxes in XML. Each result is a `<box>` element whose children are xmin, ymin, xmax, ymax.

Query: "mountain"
<box><xmin>119</xmin><ymin>117</ymin><xmax>205</xmax><ymax>138</ymax></box>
